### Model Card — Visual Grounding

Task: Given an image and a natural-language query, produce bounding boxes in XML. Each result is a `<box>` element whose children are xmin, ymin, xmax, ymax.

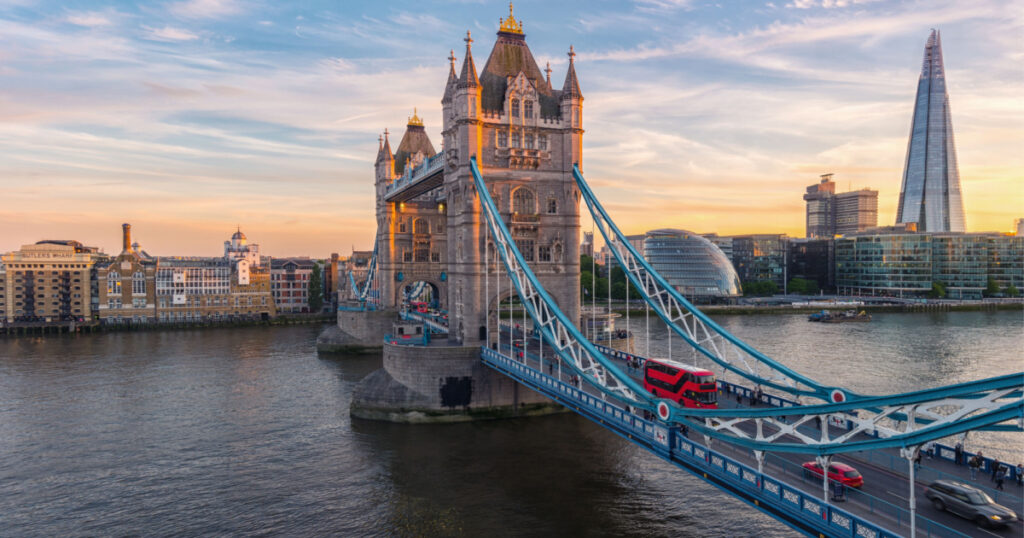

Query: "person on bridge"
<box><xmin>1016</xmin><ymin>463</ymin><xmax>1023</xmax><ymax>487</ymax></box>
<box><xmin>995</xmin><ymin>466</ymin><xmax>1006</xmax><ymax>490</ymax></box>
<box><xmin>914</xmin><ymin>450</ymin><xmax>923</xmax><ymax>471</ymax></box>
<box><xmin>969</xmin><ymin>454</ymin><xmax>981</xmax><ymax>480</ymax></box>
<box><xmin>991</xmin><ymin>457</ymin><xmax>1001</xmax><ymax>483</ymax></box>
<box><xmin>954</xmin><ymin>442</ymin><xmax>964</xmax><ymax>465</ymax></box>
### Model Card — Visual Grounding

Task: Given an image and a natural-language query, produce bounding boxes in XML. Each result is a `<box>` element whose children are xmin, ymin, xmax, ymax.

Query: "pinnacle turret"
<box><xmin>458</xmin><ymin>31</ymin><xmax>480</xmax><ymax>88</ymax></box>
<box><xmin>561</xmin><ymin>45</ymin><xmax>582</xmax><ymax>100</ymax></box>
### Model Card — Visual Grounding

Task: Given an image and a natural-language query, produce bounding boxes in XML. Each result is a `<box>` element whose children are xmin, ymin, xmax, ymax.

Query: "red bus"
<box><xmin>642</xmin><ymin>358</ymin><xmax>718</xmax><ymax>408</ymax></box>
<box><xmin>409</xmin><ymin>301</ymin><xmax>429</xmax><ymax>313</ymax></box>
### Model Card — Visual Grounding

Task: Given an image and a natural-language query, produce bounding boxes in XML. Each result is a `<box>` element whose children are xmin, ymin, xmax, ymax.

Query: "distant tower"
<box><xmin>895</xmin><ymin>29</ymin><xmax>966</xmax><ymax>232</ymax></box>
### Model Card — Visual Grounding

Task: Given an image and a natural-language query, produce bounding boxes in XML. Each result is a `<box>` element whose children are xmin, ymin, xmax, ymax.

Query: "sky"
<box><xmin>0</xmin><ymin>0</ymin><xmax>1021</xmax><ymax>258</ymax></box>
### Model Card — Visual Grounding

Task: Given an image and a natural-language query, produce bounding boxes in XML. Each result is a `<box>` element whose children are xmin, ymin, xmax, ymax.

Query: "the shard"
<box><xmin>895</xmin><ymin>29</ymin><xmax>966</xmax><ymax>232</ymax></box>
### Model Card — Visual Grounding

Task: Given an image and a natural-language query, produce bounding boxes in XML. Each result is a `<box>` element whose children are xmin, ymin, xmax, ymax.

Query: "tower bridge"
<box><xmin>336</xmin><ymin>8</ymin><xmax>1024</xmax><ymax>537</ymax></box>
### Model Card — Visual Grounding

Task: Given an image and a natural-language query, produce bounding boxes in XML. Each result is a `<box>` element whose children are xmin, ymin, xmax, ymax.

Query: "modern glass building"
<box><xmin>730</xmin><ymin>234</ymin><xmax>787</xmax><ymax>288</ymax></box>
<box><xmin>930</xmin><ymin>234</ymin><xmax>988</xmax><ymax>298</ymax></box>
<box><xmin>895</xmin><ymin>29</ymin><xmax>966</xmax><ymax>232</ymax></box>
<box><xmin>835</xmin><ymin>232</ymin><xmax>933</xmax><ymax>296</ymax></box>
<box><xmin>643</xmin><ymin>229</ymin><xmax>741</xmax><ymax>302</ymax></box>
<box><xmin>835</xmin><ymin>230</ymin><xmax>1023</xmax><ymax>298</ymax></box>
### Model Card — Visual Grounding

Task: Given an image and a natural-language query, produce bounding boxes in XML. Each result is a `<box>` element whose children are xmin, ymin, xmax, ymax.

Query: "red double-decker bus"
<box><xmin>642</xmin><ymin>358</ymin><xmax>718</xmax><ymax>408</ymax></box>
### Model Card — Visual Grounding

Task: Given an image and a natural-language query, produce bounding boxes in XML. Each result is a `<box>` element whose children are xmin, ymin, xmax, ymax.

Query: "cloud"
<box><xmin>787</xmin><ymin>0</ymin><xmax>883</xmax><ymax>8</ymax></box>
<box><xmin>167</xmin><ymin>0</ymin><xmax>243</xmax><ymax>19</ymax></box>
<box><xmin>65</xmin><ymin>12</ymin><xmax>114</xmax><ymax>28</ymax></box>
<box><xmin>143</xmin><ymin>25</ymin><xmax>200</xmax><ymax>42</ymax></box>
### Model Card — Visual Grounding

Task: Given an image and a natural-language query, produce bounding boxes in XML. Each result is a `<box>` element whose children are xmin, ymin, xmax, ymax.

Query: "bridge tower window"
<box><xmin>511</xmin><ymin>98</ymin><xmax>520</xmax><ymax>117</ymax></box>
<box><xmin>524</xmin><ymin>100</ymin><xmax>533</xmax><ymax>118</ymax></box>
<box><xmin>512</xmin><ymin>187</ymin><xmax>536</xmax><ymax>215</ymax></box>
<box><xmin>498</xmin><ymin>131</ymin><xmax>507</xmax><ymax>147</ymax></box>
<box><xmin>516</xmin><ymin>239</ymin><xmax>535</xmax><ymax>261</ymax></box>
<box><xmin>525</xmin><ymin>134</ymin><xmax>534</xmax><ymax>149</ymax></box>
<box><xmin>510</xmin><ymin>131</ymin><xmax>520</xmax><ymax>148</ymax></box>
<box><xmin>414</xmin><ymin>218</ymin><xmax>429</xmax><ymax>234</ymax></box>
<box><xmin>398</xmin><ymin>220</ymin><xmax>407</xmax><ymax>233</ymax></box>
<box><xmin>547</xmin><ymin>198</ymin><xmax>558</xmax><ymax>214</ymax></box>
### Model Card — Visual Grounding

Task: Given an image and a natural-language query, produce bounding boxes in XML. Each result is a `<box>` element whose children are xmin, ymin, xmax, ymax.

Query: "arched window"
<box><xmin>107</xmin><ymin>272</ymin><xmax>121</xmax><ymax>294</ymax></box>
<box><xmin>414</xmin><ymin>218</ymin><xmax>429</xmax><ymax>234</ymax></box>
<box><xmin>132</xmin><ymin>272</ymin><xmax>146</xmax><ymax>295</ymax></box>
<box><xmin>524</xmin><ymin>100</ymin><xmax>533</xmax><ymax>118</ymax></box>
<box><xmin>511</xmin><ymin>98</ymin><xmax>520</xmax><ymax>117</ymax></box>
<box><xmin>512</xmin><ymin>187</ymin><xmax>536</xmax><ymax>215</ymax></box>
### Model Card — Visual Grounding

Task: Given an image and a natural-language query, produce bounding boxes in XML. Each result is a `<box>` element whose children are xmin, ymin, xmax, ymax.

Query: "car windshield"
<box><xmin>693</xmin><ymin>375</ymin><xmax>715</xmax><ymax>384</ymax></box>
<box><xmin>966</xmin><ymin>491</ymin><xmax>994</xmax><ymax>505</ymax></box>
<box><xmin>844</xmin><ymin>471</ymin><xmax>861</xmax><ymax>478</ymax></box>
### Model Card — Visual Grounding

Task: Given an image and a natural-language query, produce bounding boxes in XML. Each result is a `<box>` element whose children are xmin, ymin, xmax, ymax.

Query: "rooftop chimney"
<box><xmin>122</xmin><ymin>223</ymin><xmax>131</xmax><ymax>253</ymax></box>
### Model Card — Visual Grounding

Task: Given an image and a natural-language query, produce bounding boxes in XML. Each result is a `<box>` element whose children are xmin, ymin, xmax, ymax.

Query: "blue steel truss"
<box><xmin>471</xmin><ymin>156</ymin><xmax>1023</xmax><ymax>455</ymax></box>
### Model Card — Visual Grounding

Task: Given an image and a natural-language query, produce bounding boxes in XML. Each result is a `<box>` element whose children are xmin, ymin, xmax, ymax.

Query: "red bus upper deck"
<box><xmin>642</xmin><ymin>357</ymin><xmax>718</xmax><ymax>408</ymax></box>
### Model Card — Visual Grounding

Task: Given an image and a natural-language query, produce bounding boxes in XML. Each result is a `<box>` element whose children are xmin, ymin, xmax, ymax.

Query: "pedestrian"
<box><xmin>924</xmin><ymin>441</ymin><xmax>935</xmax><ymax>459</ymax></box>
<box><xmin>1017</xmin><ymin>463</ymin><xmax>1023</xmax><ymax>487</ymax></box>
<box><xmin>914</xmin><ymin>450</ymin><xmax>923</xmax><ymax>471</ymax></box>
<box><xmin>969</xmin><ymin>455</ymin><xmax>980</xmax><ymax>480</ymax></box>
<box><xmin>954</xmin><ymin>442</ymin><xmax>963</xmax><ymax>465</ymax></box>
<box><xmin>995</xmin><ymin>466</ymin><xmax>1006</xmax><ymax>491</ymax></box>
<box><xmin>992</xmin><ymin>457</ymin><xmax>1001</xmax><ymax>483</ymax></box>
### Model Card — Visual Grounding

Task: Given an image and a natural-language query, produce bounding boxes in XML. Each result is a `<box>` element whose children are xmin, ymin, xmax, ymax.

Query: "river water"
<box><xmin>0</xmin><ymin>311</ymin><xmax>1020</xmax><ymax>537</ymax></box>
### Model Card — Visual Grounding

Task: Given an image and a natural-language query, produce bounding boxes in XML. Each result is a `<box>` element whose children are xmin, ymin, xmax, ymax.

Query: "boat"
<box><xmin>821</xmin><ymin>310</ymin><xmax>872</xmax><ymax>323</ymax></box>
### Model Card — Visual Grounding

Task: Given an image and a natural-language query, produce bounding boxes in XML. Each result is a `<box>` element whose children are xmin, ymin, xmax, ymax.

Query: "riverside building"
<box><xmin>835</xmin><ymin>227</ymin><xmax>1023</xmax><ymax>298</ymax></box>
<box><xmin>0</xmin><ymin>240</ymin><xmax>101</xmax><ymax>324</ymax></box>
<box><xmin>643</xmin><ymin>229</ymin><xmax>741</xmax><ymax>302</ymax></box>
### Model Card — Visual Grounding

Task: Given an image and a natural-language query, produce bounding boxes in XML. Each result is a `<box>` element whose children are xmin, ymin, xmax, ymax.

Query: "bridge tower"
<box><xmin>375</xmin><ymin>114</ymin><xmax>448</xmax><ymax>309</ymax></box>
<box><xmin>443</xmin><ymin>6</ymin><xmax>582</xmax><ymax>345</ymax></box>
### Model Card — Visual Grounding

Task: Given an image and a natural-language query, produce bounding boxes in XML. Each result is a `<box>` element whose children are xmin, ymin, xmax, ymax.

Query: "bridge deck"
<box><xmin>488</xmin><ymin>326</ymin><xmax>1023</xmax><ymax>538</ymax></box>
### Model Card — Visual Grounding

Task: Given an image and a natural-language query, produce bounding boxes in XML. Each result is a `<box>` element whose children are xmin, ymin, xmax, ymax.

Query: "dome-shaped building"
<box><xmin>643</xmin><ymin>229</ymin><xmax>741</xmax><ymax>302</ymax></box>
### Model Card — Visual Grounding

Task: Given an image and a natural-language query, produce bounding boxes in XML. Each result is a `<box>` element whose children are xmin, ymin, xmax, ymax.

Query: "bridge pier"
<box><xmin>349</xmin><ymin>343</ymin><xmax>563</xmax><ymax>423</ymax></box>
<box><xmin>317</xmin><ymin>306</ymin><xmax>396</xmax><ymax>353</ymax></box>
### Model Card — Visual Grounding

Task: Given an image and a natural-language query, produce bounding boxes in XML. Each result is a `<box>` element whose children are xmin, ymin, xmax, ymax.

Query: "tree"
<box><xmin>928</xmin><ymin>281</ymin><xmax>947</xmax><ymax>299</ymax></box>
<box><xmin>788</xmin><ymin>277</ymin><xmax>819</xmax><ymax>295</ymax></box>
<box><xmin>743</xmin><ymin>281</ymin><xmax>778</xmax><ymax>297</ymax></box>
<box><xmin>1006</xmin><ymin>284</ymin><xmax>1020</xmax><ymax>298</ymax></box>
<box><xmin>308</xmin><ymin>262</ymin><xmax>324</xmax><ymax>312</ymax></box>
<box><xmin>985</xmin><ymin>278</ymin><xmax>1000</xmax><ymax>297</ymax></box>
<box><xmin>611</xmin><ymin>281</ymin><xmax>627</xmax><ymax>300</ymax></box>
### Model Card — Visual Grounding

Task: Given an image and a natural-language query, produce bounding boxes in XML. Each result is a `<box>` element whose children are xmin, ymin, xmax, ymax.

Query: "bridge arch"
<box><xmin>398</xmin><ymin>279</ymin><xmax>441</xmax><ymax>309</ymax></box>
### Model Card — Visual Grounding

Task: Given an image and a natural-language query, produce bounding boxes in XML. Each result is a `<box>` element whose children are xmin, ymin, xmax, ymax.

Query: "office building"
<box><xmin>895</xmin><ymin>30</ymin><xmax>966</xmax><ymax>232</ymax></box>
<box><xmin>271</xmin><ymin>258</ymin><xmax>316</xmax><ymax>313</ymax></box>
<box><xmin>730</xmin><ymin>234</ymin><xmax>787</xmax><ymax>288</ymax></box>
<box><xmin>804</xmin><ymin>173</ymin><xmax>878</xmax><ymax>238</ymax></box>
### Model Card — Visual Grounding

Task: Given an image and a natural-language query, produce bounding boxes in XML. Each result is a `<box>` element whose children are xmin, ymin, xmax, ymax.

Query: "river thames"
<box><xmin>0</xmin><ymin>311</ymin><xmax>1020</xmax><ymax>536</ymax></box>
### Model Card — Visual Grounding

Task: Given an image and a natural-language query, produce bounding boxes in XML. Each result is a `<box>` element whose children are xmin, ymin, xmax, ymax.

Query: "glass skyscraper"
<box><xmin>896</xmin><ymin>29</ymin><xmax>966</xmax><ymax>233</ymax></box>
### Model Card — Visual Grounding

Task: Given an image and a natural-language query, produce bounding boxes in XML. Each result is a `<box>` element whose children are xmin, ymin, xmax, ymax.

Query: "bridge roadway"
<box><xmin>493</xmin><ymin>325</ymin><xmax>1023</xmax><ymax>537</ymax></box>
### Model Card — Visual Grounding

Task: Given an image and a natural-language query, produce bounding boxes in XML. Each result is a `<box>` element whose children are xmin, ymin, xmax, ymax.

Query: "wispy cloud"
<box><xmin>167</xmin><ymin>0</ymin><xmax>242</xmax><ymax>19</ymax></box>
<box><xmin>143</xmin><ymin>25</ymin><xmax>200</xmax><ymax>42</ymax></box>
<box><xmin>65</xmin><ymin>11</ymin><xmax>114</xmax><ymax>27</ymax></box>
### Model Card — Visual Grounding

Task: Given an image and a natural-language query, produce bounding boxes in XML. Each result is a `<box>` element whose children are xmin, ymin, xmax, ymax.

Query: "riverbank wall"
<box><xmin>0</xmin><ymin>314</ymin><xmax>334</xmax><ymax>338</ymax></box>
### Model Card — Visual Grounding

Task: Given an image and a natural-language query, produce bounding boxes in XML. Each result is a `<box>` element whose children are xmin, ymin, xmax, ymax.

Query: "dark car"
<box><xmin>924</xmin><ymin>480</ymin><xmax>1018</xmax><ymax>528</ymax></box>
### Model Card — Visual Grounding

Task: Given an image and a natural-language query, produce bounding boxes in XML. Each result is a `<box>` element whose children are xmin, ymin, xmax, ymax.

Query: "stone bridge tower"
<box><xmin>442</xmin><ymin>7</ymin><xmax>582</xmax><ymax>345</ymax></box>
<box><xmin>374</xmin><ymin>113</ymin><xmax>449</xmax><ymax>309</ymax></box>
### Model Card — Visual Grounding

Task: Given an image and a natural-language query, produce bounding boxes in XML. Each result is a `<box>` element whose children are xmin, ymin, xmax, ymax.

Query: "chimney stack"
<box><xmin>122</xmin><ymin>223</ymin><xmax>131</xmax><ymax>252</ymax></box>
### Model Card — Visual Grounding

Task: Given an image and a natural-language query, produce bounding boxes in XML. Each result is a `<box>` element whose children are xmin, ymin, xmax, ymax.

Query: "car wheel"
<box><xmin>975</xmin><ymin>515</ymin><xmax>989</xmax><ymax>528</ymax></box>
<box><xmin>931</xmin><ymin>498</ymin><xmax>945</xmax><ymax>511</ymax></box>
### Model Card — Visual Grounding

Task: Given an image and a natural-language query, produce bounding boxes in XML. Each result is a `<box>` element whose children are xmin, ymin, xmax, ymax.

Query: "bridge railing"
<box><xmin>384</xmin><ymin>153</ymin><xmax>444</xmax><ymax>197</ymax></box>
<box><xmin>481</xmin><ymin>347</ymin><xmax>975</xmax><ymax>538</ymax></box>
